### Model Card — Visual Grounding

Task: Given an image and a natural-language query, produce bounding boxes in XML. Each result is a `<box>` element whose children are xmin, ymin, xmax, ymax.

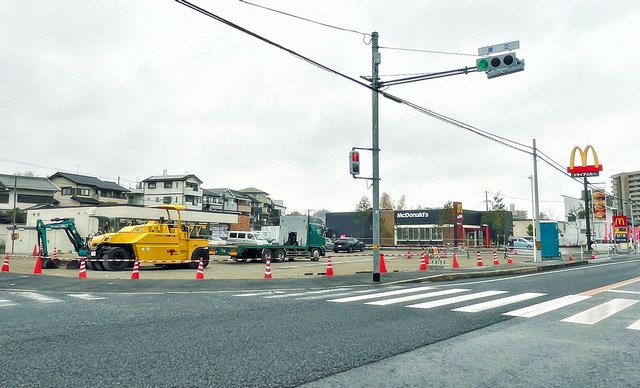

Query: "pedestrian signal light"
<box><xmin>349</xmin><ymin>150</ymin><xmax>360</xmax><ymax>176</ymax></box>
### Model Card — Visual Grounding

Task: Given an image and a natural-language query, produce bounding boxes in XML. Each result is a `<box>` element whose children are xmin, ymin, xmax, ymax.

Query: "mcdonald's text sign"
<box><xmin>567</xmin><ymin>145</ymin><xmax>602</xmax><ymax>177</ymax></box>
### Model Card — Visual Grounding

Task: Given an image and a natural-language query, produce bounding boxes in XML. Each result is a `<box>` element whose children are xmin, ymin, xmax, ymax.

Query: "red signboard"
<box><xmin>567</xmin><ymin>145</ymin><xmax>603</xmax><ymax>177</ymax></box>
<box><xmin>613</xmin><ymin>215</ymin><xmax>628</xmax><ymax>228</ymax></box>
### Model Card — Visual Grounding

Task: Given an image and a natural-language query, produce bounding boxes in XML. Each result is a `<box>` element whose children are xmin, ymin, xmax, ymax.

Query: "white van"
<box><xmin>226</xmin><ymin>231</ymin><xmax>270</xmax><ymax>245</ymax></box>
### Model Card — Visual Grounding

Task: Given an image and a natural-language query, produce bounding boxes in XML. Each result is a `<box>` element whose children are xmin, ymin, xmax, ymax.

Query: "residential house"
<box><xmin>0</xmin><ymin>174</ymin><xmax>59</xmax><ymax>211</ymax></box>
<box><xmin>240</xmin><ymin>187</ymin><xmax>285</xmax><ymax>227</ymax></box>
<box><xmin>203</xmin><ymin>188</ymin><xmax>257</xmax><ymax>231</ymax></box>
<box><xmin>142</xmin><ymin>174</ymin><xmax>203</xmax><ymax>210</ymax></box>
<box><xmin>49</xmin><ymin>172</ymin><xmax>129</xmax><ymax>206</ymax></box>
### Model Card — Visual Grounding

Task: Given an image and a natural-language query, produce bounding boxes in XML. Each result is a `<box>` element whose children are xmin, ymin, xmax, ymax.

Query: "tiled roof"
<box><xmin>143</xmin><ymin>174</ymin><xmax>203</xmax><ymax>183</ymax></box>
<box><xmin>48</xmin><ymin>172</ymin><xmax>129</xmax><ymax>192</ymax></box>
<box><xmin>0</xmin><ymin>174</ymin><xmax>59</xmax><ymax>192</ymax></box>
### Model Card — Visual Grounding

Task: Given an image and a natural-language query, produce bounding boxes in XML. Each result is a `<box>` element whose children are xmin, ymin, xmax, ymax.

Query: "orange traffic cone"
<box><xmin>130</xmin><ymin>258</ymin><xmax>140</xmax><ymax>280</ymax></box>
<box><xmin>32</xmin><ymin>245</ymin><xmax>38</xmax><ymax>257</ymax></box>
<box><xmin>452</xmin><ymin>253</ymin><xmax>459</xmax><ymax>269</ymax></box>
<box><xmin>78</xmin><ymin>257</ymin><xmax>87</xmax><ymax>279</ymax></box>
<box><xmin>476</xmin><ymin>251</ymin><xmax>484</xmax><ymax>267</ymax></box>
<box><xmin>507</xmin><ymin>251</ymin><xmax>513</xmax><ymax>265</ymax></box>
<box><xmin>379</xmin><ymin>253</ymin><xmax>387</xmax><ymax>273</ymax></box>
<box><xmin>264</xmin><ymin>259</ymin><xmax>272</xmax><ymax>279</ymax></box>
<box><xmin>419</xmin><ymin>255</ymin><xmax>427</xmax><ymax>271</ymax></box>
<box><xmin>569</xmin><ymin>250</ymin><xmax>574</xmax><ymax>262</ymax></box>
<box><xmin>1</xmin><ymin>254</ymin><xmax>10</xmax><ymax>272</ymax></box>
<box><xmin>424</xmin><ymin>253</ymin><xmax>430</xmax><ymax>265</ymax></box>
<box><xmin>493</xmin><ymin>248</ymin><xmax>500</xmax><ymax>266</ymax></box>
<box><xmin>406</xmin><ymin>248</ymin><xmax>413</xmax><ymax>260</ymax></box>
<box><xmin>195</xmin><ymin>257</ymin><xmax>205</xmax><ymax>280</ymax></box>
<box><xmin>33</xmin><ymin>256</ymin><xmax>43</xmax><ymax>274</ymax></box>
<box><xmin>326</xmin><ymin>257</ymin><xmax>334</xmax><ymax>277</ymax></box>
<box><xmin>591</xmin><ymin>250</ymin><xmax>596</xmax><ymax>260</ymax></box>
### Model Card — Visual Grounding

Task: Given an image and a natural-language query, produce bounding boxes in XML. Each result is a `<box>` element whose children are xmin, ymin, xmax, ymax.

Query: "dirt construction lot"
<box><xmin>2</xmin><ymin>249</ymin><xmax>558</xmax><ymax>280</ymax></box>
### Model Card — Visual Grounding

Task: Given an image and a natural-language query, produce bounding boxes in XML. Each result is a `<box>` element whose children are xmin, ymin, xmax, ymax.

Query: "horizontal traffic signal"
<box><xmin>476</xmin><ymin>52</ymin><xmax>516</xmax><ymax>71</ymax></box>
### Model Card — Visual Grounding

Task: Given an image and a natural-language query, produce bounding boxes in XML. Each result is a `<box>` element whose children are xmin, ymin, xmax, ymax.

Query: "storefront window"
<box><xmin>432</xmin><ymin>227</ymin><xmax>443</xmax><ymax>241</ymax></box>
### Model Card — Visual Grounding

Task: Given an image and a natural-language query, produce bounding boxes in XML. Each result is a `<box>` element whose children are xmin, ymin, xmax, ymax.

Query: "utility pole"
<box><xmin>584</xmin><ymin>177</ymin><xmax>592</xmax><ymax>251</ymax></box>
<box><xmin>11</xmin><ymin>175</ymin><xmax>17</xmax><ymax>254</ymax></box>
<box><xmin>532</xmin><ymin>139</ymin><xmax>541</xmax><ymax>262</ymax></box>
<box><xmin>371</xmin><ymin>32</ymin><xmax>381</xmax><ymax>282</ymax></box>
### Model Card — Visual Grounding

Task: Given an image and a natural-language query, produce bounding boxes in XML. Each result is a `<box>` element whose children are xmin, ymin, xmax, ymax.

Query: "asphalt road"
<box><xmin>1</xmin><ymin>256</ymin><xmax>639</xmax><ymax>387</ymax></box>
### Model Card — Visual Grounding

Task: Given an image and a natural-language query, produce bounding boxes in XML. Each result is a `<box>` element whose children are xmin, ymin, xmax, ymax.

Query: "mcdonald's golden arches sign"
<box><xmin>566</xmin><ymin>145</ymin><xmax>602</xmax><ymax>177</ymax></box>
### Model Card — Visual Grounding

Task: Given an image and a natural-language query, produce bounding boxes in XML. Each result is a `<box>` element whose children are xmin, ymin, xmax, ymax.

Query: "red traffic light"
<box><xmin>349</xmin><ymin>150</ymin><xmax>360</xmax><ymax>176</ymax></box>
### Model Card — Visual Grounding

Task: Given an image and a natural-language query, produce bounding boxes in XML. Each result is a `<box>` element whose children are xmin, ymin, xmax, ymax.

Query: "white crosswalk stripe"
<box><xmin>628</xmin><ymin>319</ymin><xmax>640</xmax><ymax>330</ymax></box>
<box><xmin>0</xmin><ymin>292</ymin><xmax>107</xmax><ymax>307</ymax></box>
<box><xmin>67</xmin><ymin>293</ymin><xmax>106</xmax><ymax>301</ymax></box>
<box><xmin>296</xmin><ymin>289</ymin><xmax>376</xmax><ymax>301</ymax></box>
<box><xmin>503</xmin><ymin>295</ymin><xmax>592</xmax><ymax>318</ymax></box>
<box><xmin>16</xmin><ymin>292</ymin><xmax>63</xmax><ymax>303</ymax></box>
<box><xmin>1</xmin><ymin>299</ymin><xmax>17</xmax><ymax>308</ymax></box>
<box><xmin>561</xmin><ymin>298</ymin><xmax>639</xmax><ymax>325</ymax></box>
<box><xmin>366</xmin><ymin>289</ymin><xmax>468</xmax><ymax>306</ymax></box>
<box><xmin>407</xmin><ymin>290</ymin><xmax>508</xmax><ymax>310</ymax></box>
<box><xmin>453</xmin><ymin>292</ymin><xmax>546</xmax><ymax>313</ymax></box>
<box><xmin>265</xmin><ymin>288</ymin><xmax>353</xmax><ymax>299</ymax></box>
<box><xmin>328</xmin><ymin>286</ymin><xmax>434</xmax><ymax>303</ymax></box>
<box><xmin>233</xmin><ymin>285</ymin><xmax>640</xmax><ymax>331</ymax></box>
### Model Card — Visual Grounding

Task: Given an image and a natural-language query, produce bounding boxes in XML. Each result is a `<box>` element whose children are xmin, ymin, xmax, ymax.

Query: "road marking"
<box><xmin>67</xmin><ymin>293</ymin><xmax>106</xmax><ymax>300</ymax></box>
<box><xmin>265</xmin><ymin>288</ymin><xmax>353</xmax><ymax>299</ymax></box>
<box><xmin>233</xmin><ymin>291</ymin><xmax>286</xmax><ymax>297</ymax></box>
<box><xmin>453</xmin><ymin>292</ymin><xmax>546</xmax><ymax>313</ymax></box>
<box><xmin>580</xmin><ymin>276</ymin><xmax>640</xmax><ymax>296</ymax></box>
<box><xmin>0</xmin><ymin>299</ymin><xmax>17</xmax><ymax>307</ymax></box>
<box><xmin>296</xmin><ymin>289</ymin><xmax>374</xmax><ymax>301</ymax></box>
<box><xmin>628</xmin><ymin>319</ymin><xmax>640</xmax><ymax>330</ymax></box>
<box><xmin>561</xmin><ymin>298</ymin><xmax>639</xmax><ymax>325</ymax></box>
<box><xmin>406</xmin><ymin>290</ymin><xmax>508</xmax><ymax>310</ymax></box>
<box><xmin>606</xmin><ymin>289</ymin><xmax>640</xmax><ymax>295</ymax></box>
<box><xmin>16</xmin><ymin>292</ymin><xmax>63</xmax><ymax>303</ymax></box>
<box><xmin>366</xmin><ymin>289</ymin><xmax>469</xmax><ymax>306</ymax></box>
<box><xmin>503</xmin><ymin>295</ymin><xmax>591</xmax><ymax>318</ymax></box>
<box><xmin>328</xmin><ymin>286</ymin><xmax>434</xmax><ymax>303</ymax></box>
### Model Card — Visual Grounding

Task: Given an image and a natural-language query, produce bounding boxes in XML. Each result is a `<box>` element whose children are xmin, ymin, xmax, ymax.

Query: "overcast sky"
<box><xmin>2</xmin><ymin>1</ymin><xmax>639</xmax><ymax>218</ymax></box>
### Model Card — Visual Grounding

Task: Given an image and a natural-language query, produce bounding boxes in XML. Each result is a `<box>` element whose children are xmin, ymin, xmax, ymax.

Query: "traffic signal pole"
<box><xmin>371</xmin><ymin>32</ymin><xmax>381</xmax><ymax>282</ymax></box>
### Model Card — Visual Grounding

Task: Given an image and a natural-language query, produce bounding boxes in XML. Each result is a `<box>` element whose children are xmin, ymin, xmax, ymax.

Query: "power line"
<box><xmin>238</xmin><ymin>0</ymin><xmax>371</xmax><ymax>38</ymax></box>
<box><xmin>175</xmin><ymin>1</ymin><xmax>635</xmax><ymax>211</ymax></box>
<box><xmin>0</xmin><ymin>156</ymin><xmax>139</xmax><ymax>186</ymax></box>
<box><xmin>379</xmin><ymin>46</ymin><xmax>476</xmax><ymax>57</ymax></box>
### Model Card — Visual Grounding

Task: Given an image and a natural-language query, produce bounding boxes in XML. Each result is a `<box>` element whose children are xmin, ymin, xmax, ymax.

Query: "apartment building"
<box><xmin>611</xmin><ymin>171</ymin><xmax>640</xmax><ymax>224</ymax></box>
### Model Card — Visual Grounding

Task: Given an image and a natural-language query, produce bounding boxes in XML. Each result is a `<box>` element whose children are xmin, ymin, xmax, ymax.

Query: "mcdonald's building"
<box><xmin>326</xmin><ymin>205</ymin><xmax>512</xmax><ymax>248</ymax></box>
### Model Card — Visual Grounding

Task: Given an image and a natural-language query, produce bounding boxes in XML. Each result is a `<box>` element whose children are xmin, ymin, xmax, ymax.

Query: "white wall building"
<box><xmin>142</xmin><ymin>174</ymin><xmax>203</xmax><ymax>210</ymax></box>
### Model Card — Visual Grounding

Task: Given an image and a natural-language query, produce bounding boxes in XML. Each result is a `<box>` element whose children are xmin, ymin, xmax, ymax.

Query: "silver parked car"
<box><xmin>325</xmin><ymin>238</ymin><xmax>334</xmax><ymax>251</ymax></box>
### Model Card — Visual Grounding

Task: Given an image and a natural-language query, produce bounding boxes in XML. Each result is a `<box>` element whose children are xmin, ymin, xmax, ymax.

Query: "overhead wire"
<box><xmin>237</xmin><ymin>0</ymin><xmax>372</xmax><ymax>39</ymax></box>
<box><xmin>379</xmin><ymin>46</ymin><xmax>476</xmax><ymax>57</ymax></box>
<box><xmin>177</xmin><ymin>1</ymin><xmax>635</xmax><ymax>211</ymax></box>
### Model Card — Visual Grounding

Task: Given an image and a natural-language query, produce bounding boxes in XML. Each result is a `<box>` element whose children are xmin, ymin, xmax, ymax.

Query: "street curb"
<box><xmin>387</xmin><ymin>260</ymin><xmax>590</xmax><ymax>284</ymax></box>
